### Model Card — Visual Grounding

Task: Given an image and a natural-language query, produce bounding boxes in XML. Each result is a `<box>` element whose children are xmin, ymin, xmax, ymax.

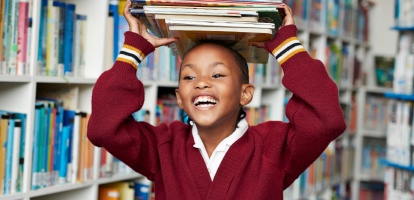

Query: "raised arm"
<box><xmin>87</xmin><ymin>1</ymin><xmax>177</xmax><ymax>179</ymax></box>
<box><xmin>253</xmin><ymin>4</ymin><xmax>346</xmax><ymax>188</ymax></box>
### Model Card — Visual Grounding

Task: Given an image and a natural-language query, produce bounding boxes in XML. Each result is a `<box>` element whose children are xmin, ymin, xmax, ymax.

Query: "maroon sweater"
<box><xmin>87</xmin><ymin>25</ymin><xmax>346</xmax><ymax>200</ymax></box>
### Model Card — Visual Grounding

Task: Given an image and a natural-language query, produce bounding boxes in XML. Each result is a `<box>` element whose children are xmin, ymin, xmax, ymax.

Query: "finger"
<box><xmin>154</xmin><ymin>38</ymin><xmax>178</xmax><ymax>48</ymax></box>
<box><xmin>123</xmin><ymin>0</ymin><xmax>132</xmax><ymax>18</ymax></box>
<box><xmin>249</xmin><ymin>42</ymin><xmax>266</xmax><ymax>49</ymax></box>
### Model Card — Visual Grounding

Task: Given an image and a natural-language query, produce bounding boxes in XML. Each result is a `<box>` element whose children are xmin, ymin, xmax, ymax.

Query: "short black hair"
<box><xmin>178</xmin><ymin>41</ymin><xmax>249</xmax><ymax>84</ymax></box>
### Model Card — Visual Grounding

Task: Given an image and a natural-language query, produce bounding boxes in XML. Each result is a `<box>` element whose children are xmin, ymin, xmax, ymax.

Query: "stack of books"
<box><xmin>130</xmin><ymin>0</ymin><xmax>284</xmax><ymax>63</ymax></box>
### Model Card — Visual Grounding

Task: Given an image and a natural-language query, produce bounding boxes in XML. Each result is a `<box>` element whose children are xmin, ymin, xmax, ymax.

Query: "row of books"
<box><xmin>284</xmin><ymin>0</ymin><xmax>369</xmax><ymax>41</ymax></box>
<box><xmin>384</xmin><ymin>166</ymin><xmax>414</xmax><ymax>199</ymax></box>
<box><xmin>36</xmin><ymin>0</ymin><xmax>87</xmax><ymax>77</ymax></box>
<box><xmin>98</xmin><ymin>179</ymin><xmax>153</xmax><ymax>200</ymax></box>
<box><xmin>310</xmin><ymin>42</ymin><xmax>362</xmax><ymax>89</ymax></box>
<box><xmin>395</xmin><ymin>0</ymin><xmax>414</xmax><ymax>27</ymax></box>
<box><xmin>386</xmin><ymin>99</ymin><xmax>414</xmax><ymax>167</ymax></box>
<box><xmin>0</xmin><ymin>111</ymin><xmax>26</xmax><ymax>195</ymax></box>
<box><xmin>31</xmin><ymin>99</ymin><xmax>93</xmax><ymax>190</ymax></box>
<box><xmin>0</xmin><ymin>0</ymin><xmax>33</xmax><ymax>75</ymax></box>
<box><xmin>363</xmin><ymin>95</ymin><xmax>388</xmax><ymax>133</ymax></box>
<box><xmin>393</xmin><ymin>31</ymin><xmax>414</xmax><ymax>94</ymax></box>
<box><xmin>285</xmin><ymin>141</ymin><xmax>354</xmax><ymax>199</ymax></box>
<box><xmin>361</xmin><ymin>138</ymin><xmax>386</xmax><ymax>180</ymax></box>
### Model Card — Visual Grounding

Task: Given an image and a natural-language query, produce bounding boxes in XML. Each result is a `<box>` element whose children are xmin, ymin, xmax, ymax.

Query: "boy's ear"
<box><xmin>175</xmin><ymin>89</ymin><xmax>184</xmax><ymax>109</ymax></box>
<box><xmin>240</xmin><ymin>84</ymin><xmax>254</xmax><ymax>106</ymax></box>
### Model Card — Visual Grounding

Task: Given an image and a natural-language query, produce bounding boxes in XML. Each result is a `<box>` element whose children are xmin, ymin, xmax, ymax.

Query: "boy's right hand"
<box><xmin>124</xmin><ymin>0</ymin><xmax>177</xmax><ymax>48</ymax></box>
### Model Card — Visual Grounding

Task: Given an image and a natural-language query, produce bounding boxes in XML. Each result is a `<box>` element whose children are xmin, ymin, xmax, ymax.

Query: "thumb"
<box><xmin>249</xmin><ymin>41</ymin><xmax>266</xmax><ymax>49</ymax></box>
<box><xmin>154</xmin><ymin>38</ymin><xmax>178</xmax><ymax>48</ymax></box>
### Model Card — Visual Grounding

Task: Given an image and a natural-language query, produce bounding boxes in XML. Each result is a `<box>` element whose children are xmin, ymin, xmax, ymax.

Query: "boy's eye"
<box><xmin>183</xmin><ymin>76</ymin><xmax>195</xmax><ymax>80</ymax></box>
<box><xmin>212</xmin><ymin>73</ymin><xmax>224</xmax><ymax>78</ymax></box>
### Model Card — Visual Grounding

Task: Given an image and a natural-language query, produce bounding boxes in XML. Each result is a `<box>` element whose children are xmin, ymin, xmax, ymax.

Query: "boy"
<box><xmin>87</xmin><ymin>1</ymin><xmax>346</xmax><ymax>199</ymax></box>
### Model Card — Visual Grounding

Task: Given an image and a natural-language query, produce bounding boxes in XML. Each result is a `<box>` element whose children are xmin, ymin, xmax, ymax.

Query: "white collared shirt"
<box><xmin>192</xmin><ymin>118</ymin><xmax>248</xmax><ymax>180</ymax></box>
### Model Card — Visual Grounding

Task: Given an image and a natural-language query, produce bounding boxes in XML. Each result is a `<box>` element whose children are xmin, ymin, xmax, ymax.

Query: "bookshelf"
<box><xmin>382</xmin><ymin>0</ymin><xmax>414</xmax><ymax>195</ymax></box>
<box><xmin>0</xmin><ymin>0</ymin><xmax>388</xmax><ymax>200</ymax></box>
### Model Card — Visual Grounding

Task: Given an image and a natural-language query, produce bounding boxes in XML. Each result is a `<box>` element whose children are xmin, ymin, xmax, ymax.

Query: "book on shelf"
<box><xmin>129</xmin><ymin>0</ymin><xmax>283</xmax><ymax>63</ymax></box>
<box><xmin>374</xmin><ymin>55</ymin><xmax>395</xmax><ymax>88</ymax></box>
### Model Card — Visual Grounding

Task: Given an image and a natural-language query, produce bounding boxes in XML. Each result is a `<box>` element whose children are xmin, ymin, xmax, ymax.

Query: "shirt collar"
<box><xmin>192</xmin><ymin>118</ymin><xmax>248</xmax><ymax>150</ymax></box>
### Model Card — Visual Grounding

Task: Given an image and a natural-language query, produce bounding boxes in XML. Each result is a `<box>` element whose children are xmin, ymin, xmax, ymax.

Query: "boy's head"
<box><xmin>175</xmin><ymin>42</ymin><xmax>254</xmax><ymax>129</ymax></box>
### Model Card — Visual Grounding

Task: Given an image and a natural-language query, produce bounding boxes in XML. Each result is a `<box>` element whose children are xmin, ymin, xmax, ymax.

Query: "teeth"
<box><xmin>194</xmin><ymin>96</ymin><xmax>218</xmax><ymax>106</ymax></box>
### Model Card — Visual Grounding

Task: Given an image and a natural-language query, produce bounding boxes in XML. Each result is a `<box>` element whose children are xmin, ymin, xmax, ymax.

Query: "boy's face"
<box><xmin>175</xmin><ymin>43</ymin><xmax>253</xmax><ymax>129</ymax></box>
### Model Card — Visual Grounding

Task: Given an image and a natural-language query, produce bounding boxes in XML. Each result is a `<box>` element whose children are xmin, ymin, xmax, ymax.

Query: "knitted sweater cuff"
<box><xmin>264</xmin><ymin>25</ymin><xmax>306</xmax><ymax>65</ymax></box>
<box><xmin>116</xmin><ymin>31</ymin><xmax>155</xmax><ymax>69</ymax></box>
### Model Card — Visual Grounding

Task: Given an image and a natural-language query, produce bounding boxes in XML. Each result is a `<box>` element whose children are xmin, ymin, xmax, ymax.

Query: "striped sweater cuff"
<box><xmin>116</xmin><ymin>31</ymin><xmax>155</xmax><ymax>69</ymax></box>
<box><xmin>265</xmin><ymin>25</ymin><xmax>306</xmax><ymax>65</ymax></box>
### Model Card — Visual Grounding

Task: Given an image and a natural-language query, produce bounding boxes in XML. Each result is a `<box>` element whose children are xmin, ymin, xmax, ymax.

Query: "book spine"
<box><xmin>2</xmin><ymin>0</ymin><xmax>11</xmax><ymax>74</ymax></box>
<box><xmin>17</xmin><ymin>0</ymin><xmax>29</xmax><ymax>76</ymax></box>
<box><xmin>0</xmin><ymin>114</ymin><xmax>10</xmax><ymax>194</ymax></box>
<box><xmin>37</xmin><ymin>0</ymin><xmax>48</xmax><ymax>75</ymax></box>
<box><xmin>57</xmin><ymin>2</ymin><xmax>65</xmax><ymax>76</ymax></box>
<box><xmin>7</xmin><ymin>0</ymin><xmax>19</xmax><ymax>75</ymax></box>
<box><xmin>45</xmin><ymin>0</ymin><xmax>59</xmax><ymax>76</ymax></box>
<box><xmin>10</xmin><ymin>120</ymin><xmax>21</xmax><ymax>193</ymax></box>
<box><xmin>0</xmin><ymin>0</ymin><xmax>5</xmax><ymax>75</ymax></box>
<box><xmin>70</xmin><ymin>111</ymin><xmax>81</xmax><ymax>183</ymax></box>
<box><xmin>4</xmin><ymin>118</ymin><xmax>15</xmax><ymax>194</ymax></box>
<box><xmin>109</xmin><ymin>1</ymin><xmax>119</xmax><ymax>62</ymax></box>
<box><xmin>58</xmin><ymin>125</ymin><xmax>69</xmax><ymax>183</ymax></box>
<box><xmin>31</xmin><ymin>104</ymin><xmax>42</xmax><ymax>190</ymax></box>
<box><xmin>63</xmin><ymin>4</ymin><xmax>75</xmax><ymax>77</ymax></box>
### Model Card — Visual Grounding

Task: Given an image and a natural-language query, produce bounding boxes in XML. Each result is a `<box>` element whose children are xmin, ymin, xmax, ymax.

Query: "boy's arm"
<box><xmin>87</xmin><ymin>32</ymin><xmax>160</xmax><ymax>179</ymax></box>
<box><xmin>264</xmin><ymin>25</ymin><xmax>346</xmax><ymax>187</ymax></box>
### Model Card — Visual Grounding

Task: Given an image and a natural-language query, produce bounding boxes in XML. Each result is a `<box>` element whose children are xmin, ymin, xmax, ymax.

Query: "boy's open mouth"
<box><xmin>193</xmin><ymin>96</ymin><xmax>218</xmax><ymax>107</ymax></box>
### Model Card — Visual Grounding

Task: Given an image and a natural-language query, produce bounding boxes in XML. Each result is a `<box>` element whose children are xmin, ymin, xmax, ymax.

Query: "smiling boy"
<box><xmin>87</xmin><ymin>1</ymin><xmax>346</xmax><ymax>199</ymax></box>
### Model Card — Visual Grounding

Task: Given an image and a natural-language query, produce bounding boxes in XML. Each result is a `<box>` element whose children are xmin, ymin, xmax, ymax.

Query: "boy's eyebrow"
<box><xmin>182</xmin><ymin>62</ymin><xmax>227</xmax><ymax>69</ymax></box>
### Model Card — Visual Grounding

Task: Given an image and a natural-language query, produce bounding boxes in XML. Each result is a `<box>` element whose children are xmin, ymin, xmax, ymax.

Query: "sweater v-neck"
<box><xmin>187</xmin><ymin>129</ymin><xmax>250</xmax><ymax>200</ymax></box>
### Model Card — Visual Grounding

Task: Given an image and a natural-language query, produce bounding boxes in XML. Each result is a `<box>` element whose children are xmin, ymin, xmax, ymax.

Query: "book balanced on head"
<box><xmin>130</xmin><ymin>0</ymin><xmax>284</xmax><ymax>64</ymax></box>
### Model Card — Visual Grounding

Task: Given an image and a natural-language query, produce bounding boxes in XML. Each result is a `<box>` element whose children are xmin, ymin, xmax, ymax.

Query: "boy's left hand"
<box><xmin>249</xmin><ymin>4</ymin><xmax>295</xmax><ymax>48</ymax></box>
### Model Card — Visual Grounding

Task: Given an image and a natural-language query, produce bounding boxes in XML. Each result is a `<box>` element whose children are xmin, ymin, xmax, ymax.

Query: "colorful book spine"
<box><xmin>0</xmin><ymin>114</ymin><xmax>10</xmax><ymax>194</ymax></box>
<box><xmin>2</xmin><ymin>0</ymin><xmax>12</xmax><ymax>74</ymax></box>
<box><xmin>46</xmin><ymin>0</ymin><xmax>59</xmax><ymax>76</ymax></box>
<box><xmin>57</xmin><ymin>2</ymin><xmax>65</xmax><ymax>76</ymax></box>
<box><xmin>4</xmin><ymin>117</ymin><xmax>15</xmax><ymax>194</ymax></box>
<box><xmin>7</xmin><ymin>0</ymin><xmax>19</xmax><ymax>75</ymax></box>
<box><xmin>0</xmin><ymin>0</ymin><xmax>6</xmax><ymax>74</ymax></box>
<box><xmin>32</xmin><ymin>103</ymin><xmax>43</xmax><ymax>190</ymax></box>
<box><xmin>63</xmin><ymin>4</ymin><xmax>76</xmax><ymax>77</ymax></box>
<box><xmin>17</xmin><ymin>0</ymin><xmax>29</xmax><ymax>75</ymax></box>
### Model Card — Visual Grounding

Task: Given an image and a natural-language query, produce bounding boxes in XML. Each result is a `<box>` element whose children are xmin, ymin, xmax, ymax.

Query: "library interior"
<box><xmin>0</xmin><ymin>0</ymin><xmax>413</xmax><ymax>199</ymax></box>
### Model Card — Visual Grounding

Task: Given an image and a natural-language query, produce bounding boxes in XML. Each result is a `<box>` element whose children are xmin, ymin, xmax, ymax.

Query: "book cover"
<box><xmin>10</xmin><ymin>119</ymin><xmax>21</xmax><ymax>193</ymax></box>
<box><xmin>37</xmin><ymin>0</ymin><xmax>48</xmax><ymax>75</ymax></box>
<box><xmin>63</xmin><ymin>4</ymin><xmax>76</xmax><ymax>77</ymax></box>
<box><xmin>168</xmin><ymin>24</ymin><xmax>272</xmax><ymax>63</ymax></box>
<box><xmin>0</xmin><ymin>114</ymin><xmax>10</xmax><ymax>194</ymax></box>
<box><xmin>0</xmin><ymin>0</ymin><xmax>6</xmax><ymax>74</ymax></box>
<box><xmin>4</xmin><ymin>116</ymin><xmax>15</xmax><ymax>194</ymax></box>
<box><xmin>2</xmin><ymin>0</ymin><xmax>11</xmax><ymax>74</ymax></box>
<box><xmin>7</xmin><ymin>0</ymin><xmax>19</xmax><ymax>75</ymax></box>
<box><xmin>104</xmin><ymin>10</ymin><xmax>115</xmax><ymax>71</ymax></box>
<box><xmin>98</xmin><ymin>186</ymin><xmax>120</xmax><ymax>200</ymax></box>
<box><xmin>62</xmin><ymin>109</ymin><xmax>75</xmax><ymax>183</ymax></box>
<box><xmin>46</xmin><ymin>0</ymin><xmax>60</xmax><ymax>76</ymax></box>
<box><xmin>12</xmin><ymin>112</ymin><xmax>26</xmax><ymax>192</ymax></box>
<box><xmin>17</xmin><ymin>0</ymin><xmax>29</xmax><ymax>76</ymax></box>
<box><xmin>32</xmin><ymin>103</ymin><xmax>44</xmax><ymax>190</ymax></box>
<box><xmin>131</xmin><ymin>0</ymin><xmax>283</xmax><ymax>8</ymax></box>
<box><xmin>106</xmin><ymin>182</ymin><xmax>134</xmax><ymax>200</ymax></box>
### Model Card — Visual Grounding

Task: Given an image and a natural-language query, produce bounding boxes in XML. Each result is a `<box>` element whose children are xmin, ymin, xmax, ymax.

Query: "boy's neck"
<box><xmin>197</xmin><ymin>124</ymin><xmax>236</xmax><ymax>158</ymax></box>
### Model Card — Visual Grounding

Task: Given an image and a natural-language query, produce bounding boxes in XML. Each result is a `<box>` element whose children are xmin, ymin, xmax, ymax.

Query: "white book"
<box><xmin>70</xmin><ymin>111</ymin><xmax>81</xmax><ymax>183</ymax></box>
<box><xmin>10</xmin><ymin>119</ymin><xmax>21</xmax><ymax>194</ymax></box>
<box><xmin>165</xmin><ymin>18</ymin><xmax>274</xmax><ymax>29</ymax></box>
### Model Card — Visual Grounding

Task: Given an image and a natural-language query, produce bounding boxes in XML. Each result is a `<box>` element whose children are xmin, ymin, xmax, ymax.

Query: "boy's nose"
<box><xmin>195</xmin><ymin>78</ymin><xmax>211</xmax><ymax>89</ymax></box>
